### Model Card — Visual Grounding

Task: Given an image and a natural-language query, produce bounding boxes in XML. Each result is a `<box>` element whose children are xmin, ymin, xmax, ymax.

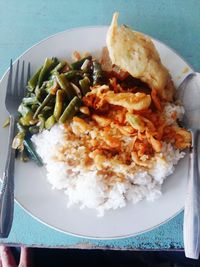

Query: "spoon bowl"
<box><xmin>177</xmin><ymin>73</ymin><xmax>200</xmax><ymax>129</ymax></box>
<box><xmin>177</xmin><ymin>72</ymin><xmax>200</xmax><ymax>259</ymax></box>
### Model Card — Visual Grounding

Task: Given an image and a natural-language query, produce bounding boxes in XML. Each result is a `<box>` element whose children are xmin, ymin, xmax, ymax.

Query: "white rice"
<box><xmin>163</xmin><ymin>102</ymin><xmax>185</xmax><ymax>125</ymax></box>
<box><xmin>31</xmin><ymin>103</ymin><xmax>185</xmax><ymax>216</ymax></box>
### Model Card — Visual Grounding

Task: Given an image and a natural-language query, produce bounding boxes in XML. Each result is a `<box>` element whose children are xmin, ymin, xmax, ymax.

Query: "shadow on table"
<box><xmin>12</xmin><ymin>247</ymin><xmax>200</xmax><ymax>267</ymax></box>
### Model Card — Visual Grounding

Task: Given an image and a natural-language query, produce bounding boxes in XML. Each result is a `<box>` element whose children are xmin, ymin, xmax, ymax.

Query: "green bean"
<box><xmin>41</xmin><ymin>106</ymin><xmax>54</xmax><ymax>119</ymax></box>
<box><xmin>38</xmin><ymin>58</ymin><xmax>57</xmax><ymax>87</ymax></box>
<box><xmin>28</xmin><ymin>67</ymin><xmax>42</xmax><ymax>92</ymax></box>
<box><xmin>52</xmin><ymin>57</ymin><xmax>59</xmax><ymax>64</ymax></box>
<box><xmin>79</xmin><ymin>77</ymin><xmax>91</xmax><ymax>95</ymax></box>
<box><xmin>29</xmin><ymin>125</ymin><xmax>40</xmax><ymax>134</ymax></box>
<box><xmin>35</xmin><ymin>85</ymin><xmax>41</xmax><ymax>100</ymax></box>
<box><xmin>19</xmin><ymin>111</ymin><xmax>37</xmax><ymax>126</ymax></box>
<box><xmin>16</xmin><ymin>122</ymin><xmax>26</xmax><ymax>133</ymax></box>
<box><xmin>81</xmin><ymin>59</ymin><xmax>91</xmax><ymax>72</ymax></box>
<box><xmin>71</xmin><ymin>56</ymin><xmax>92</xmax><ymax>70</ymax></box>
<box><xmin>45</xmin><ymin>115</ymin><xmax>56</xmax><ymax>130</ymax></box>
<box><xmin>70</xmin><ymin>82</ymin><xmax>82</xmax><ymax>98</ymax></box>
<box><xmin>35</xmin><ymin>83</ymin><xmax>47</xmax><ymax>101</ymax></box>
<box><xmin>59</xmin><ymin>96</ymin><xmax>81</xmax><ymax>123</ymax></box>
<box><xmin>14</xmin><ymin>55</ymin><xmax>99</xmax><ymax>165</ymax></box>
<box><xmin>45</xmin><ymin>79</ymin><xmax>54</xmax><ymax>91</ymax></box>
<box><xmin>83</xmin><ymin>72</ymin><xmax>90</xmax><ymax>78</ymax></box>
<box><xmin>64</xmin><ymin>70</ymin><xmax>82</xmax><ymax>79</ymax></box>
<box><xmin>23</xmin><ymin>138</ymin><xmax>43</xmax><ymax>166</ymax></box>
<box><xmin>30</xmin><ymin>104</ymin><xmax>39</xmax><ymax>113</ymax></box>
<box><xmin>46</xmin><ymin>79</ymin><xmax>58</xmax><ymax>95</ymax></box>
<box><xmin>55</xmin><ymin>73</ymin><xmax>69</xmax><ymax>89</ymax></box>
<box><xmin>33</xmin><ymin>93</ymin><xmax>53</xmax><ymax>119</ymax></box>
<box><xmin>53</xmin><ymin>90</ymin><xmax>64</xmax><ymax>121</ymax></box>
<box><xmin>3</xmin><ymin>117</ymin><xmax>10</xmax><ymax>128</ymax></box>
<box><xmin>38</xmin><ymin>114</ymin><xmax>45</xmax><ymax>131</ymax></box>
<box><xmin>50</xmin><ymin>61</ymin><xmax>66</xmax><ymax>74</ymax></box>
<box><xmin>92</xmin><ymin>60</ymin><xmax>103</xmax><ymax>85</ymax></box>
<box><xmin>55</xmin><ymin>74</ymin><xmax>76</xmax><ymax>100</ymax></box>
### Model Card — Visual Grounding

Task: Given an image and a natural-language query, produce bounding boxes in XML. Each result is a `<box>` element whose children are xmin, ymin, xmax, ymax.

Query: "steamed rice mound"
<box><xmin>32</xmin><ymin>102</ymin><xmax>186</xmax><ymax>216</ymax></box>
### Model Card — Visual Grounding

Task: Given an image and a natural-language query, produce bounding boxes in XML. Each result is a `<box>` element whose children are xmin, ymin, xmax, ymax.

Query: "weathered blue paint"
<box><xmin>1</xmin><ymin>204</ymin><xmax>184</xmax><ymax>249</ymax></box>
<box><xmin>0</xmin><ymin>0</ymin><xmax>199</xmax><ymax>249</ymax></box>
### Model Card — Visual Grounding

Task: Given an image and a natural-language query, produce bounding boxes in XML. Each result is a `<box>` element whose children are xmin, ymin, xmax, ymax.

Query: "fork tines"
<box><xmin>7</xmin><ymin>60</ymin><xmax>31</xmax><ymax>97</ymax></box>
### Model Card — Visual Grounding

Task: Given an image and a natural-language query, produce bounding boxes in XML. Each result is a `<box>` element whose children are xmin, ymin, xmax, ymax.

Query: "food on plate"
<box><xmin>13</xmin><ymin>13</ymin><xmax>191</xmax><ymax>216</ymax></box>
<box><xmin>12</xmin><ymin>55</ymin><xmax>93</xmax><ymax>163</ymax></box>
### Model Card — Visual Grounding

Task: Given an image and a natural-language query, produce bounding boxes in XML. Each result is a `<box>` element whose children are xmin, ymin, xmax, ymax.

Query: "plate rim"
<box><xmin>15</xmin><ymin>199</ymin><xmax>184</xmax><ymax>240</ymax></box>
<box><xmin>0</xmin><ymin>25</ymin><xmax>193</xmax><ymax>240</ymax></box>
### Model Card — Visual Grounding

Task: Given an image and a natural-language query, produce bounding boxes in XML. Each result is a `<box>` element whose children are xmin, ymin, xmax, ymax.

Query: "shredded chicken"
<box><xmin>70</xmin><ymin>80</ymin><xmax>191</xmax><ymax>178</ymax></box>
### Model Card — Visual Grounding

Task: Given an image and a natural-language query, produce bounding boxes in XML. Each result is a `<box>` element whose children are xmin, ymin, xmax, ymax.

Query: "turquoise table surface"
<box><xmin>0</xmin><ymin>0</ymin><xmax>199</xmax><ymax>249</ymax></box>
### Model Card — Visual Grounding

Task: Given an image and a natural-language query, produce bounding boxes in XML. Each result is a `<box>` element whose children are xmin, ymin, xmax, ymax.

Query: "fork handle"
<box><xmin>0</xmin><ymin>116</ymin><xmax>15</xmax><ymax>238</ymax></box>
<box><xmin>184</xmin><ymin>129</ymin><xmax>200</xmax><ymax>259</ymax></box>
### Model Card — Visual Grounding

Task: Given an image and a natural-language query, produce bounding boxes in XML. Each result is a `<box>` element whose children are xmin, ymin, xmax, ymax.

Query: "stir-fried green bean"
<box><xmin>64</xmin><ymin>70</ymin><xmax>82</xmax><ymax>79</ymax></box>
<box><xmin>16</xmin><ymin>122</ymin><xmax>26</xmax><ymax>133</ymax></box>
<box><xmin>28</xmin><ymin>67</ymin><xmax>42</xmax><ymax>92</ymax></box>
<box><xmin>92</xmin><ymin>60</ymin><xmax>103</xmax><ymax>85</ymax></box>
<box><xmin>79</xmin><ymin>77</ymin><xmax>91</xmax><ymax>95</ymax></box>
<box><xmin>35</xmin><ymin>82</ymin><xmax>48</xmax><ymax>101</ymax></box>
<box><xmin>55</xmin><ymin>74</ymin><xmax>76</xmax><ymax>100</ymax></box>
<box><xmin>14</xmin><ymin>55</ymin><xmax>105</xmax><ymax>165</ymax></box>
<box><xmin>19</xmin><ymin>111</ymin><xmax>36</xmax><ymax>126</ymax></box>
<box><xmin>70</xmin><ymin>82</ymin><xmax>82</xmax><ymax>98</ymax></box>
<box><xmin>40</xmin><ymin>106</ymin><xmax>54</xmax><ymax>119</ymax></box>
<box><xmin>38</xmin><ymin>114</ymin><xmax>45</xmax><ymax>131</ymax></box>
<box><xmin>45</xmin><ymin>115</ymin><xmax>56</xmax><ymax>129</ymax></box>
<box><xmin>71</xmin><ymin>56</ymin><xmax>92</xmax><ymax>70</ymax></box>
<box><xmin>59</xmin><ymin>96</ymin><xmax>81</xmax><ymax>123</ymax></box>
<box><xmin>29</xmin><ymin>125</ymin><xmax>40</xmax><ymax>134</ymax></box>
<box><xmin>81</xmin><ymin>59</ymin><xmax>90</xmax><ymax>72</ymax></box>
<box><xmin>33</xmin><ymin>93</ymin><xmax>53</xmax><ymax>119</ymax></box>
<box><xmin>50</xmin><ymin>61</ymin><xmax>66</xmax><ymax>74</ymax></box>
<box><xmin>54</xmin><ymin>90</ymin><xmax>64</xmax><ymax>121</ymax></box>
<box><xmin>38</xmin><ymin>58</ymin><xmax>58</xmax><ymax>87</ymax></box>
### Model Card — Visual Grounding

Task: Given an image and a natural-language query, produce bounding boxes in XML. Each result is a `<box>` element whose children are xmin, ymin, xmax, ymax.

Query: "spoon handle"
<box><xmin>184</xmin><ymin>129</ymin><xmax>200</xmax><ymax>259</ymax></box>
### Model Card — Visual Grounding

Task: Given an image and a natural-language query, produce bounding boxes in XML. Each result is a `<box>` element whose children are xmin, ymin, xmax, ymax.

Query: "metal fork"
<box><xmin>0</xmin><ymin>60</ymin><xmax>30</xmax><ymax>238</ymax></box>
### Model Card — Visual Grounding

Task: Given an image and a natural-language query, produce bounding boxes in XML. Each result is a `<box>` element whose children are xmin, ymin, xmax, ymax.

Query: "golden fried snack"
<box><xmin>106</xmin><ymin>12</ymin><xmax>175</xmax><ymax>101</ymax></box>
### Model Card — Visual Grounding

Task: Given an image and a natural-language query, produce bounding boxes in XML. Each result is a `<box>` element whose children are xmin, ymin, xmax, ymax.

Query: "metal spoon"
<box><xmin>177</xmin><ymin>72</ymin><xmax>200</xmax><ymax>259</ymax></box>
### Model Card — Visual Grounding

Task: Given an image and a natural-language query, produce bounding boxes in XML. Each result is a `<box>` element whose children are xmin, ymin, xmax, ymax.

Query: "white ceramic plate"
<box><xmin>0</xmin><ymin>26</ymin><xmax>193</xmax><ymax>239</ymax></box>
